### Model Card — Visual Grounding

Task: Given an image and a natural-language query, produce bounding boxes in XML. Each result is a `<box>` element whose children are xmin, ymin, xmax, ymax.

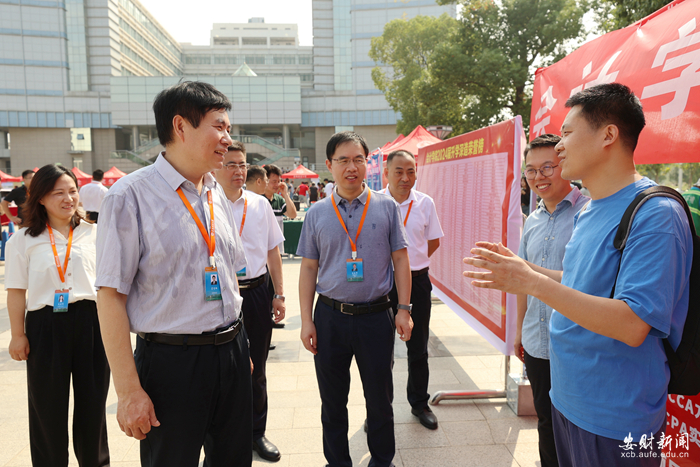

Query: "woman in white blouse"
<box><xmin>5</xmin><ymin>164</ymin><xmax>110</xmax><ymax>467</ymax></box>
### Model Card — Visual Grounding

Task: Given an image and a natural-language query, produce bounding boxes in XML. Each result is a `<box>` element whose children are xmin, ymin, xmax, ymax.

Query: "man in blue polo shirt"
<box><xmin>463</xmin><ymin>83</ymin><xmax>692</xmax><ymax>466</ymax></box>
<box><xmin>298</xmin><ymin>131</ymin><xmax>413</xmax><ymax>467</ymax></box>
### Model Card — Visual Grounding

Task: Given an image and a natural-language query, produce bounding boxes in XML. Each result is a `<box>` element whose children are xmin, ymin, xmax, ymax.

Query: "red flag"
<box><xmin>530</xmin><ymin>0</ymin><xmax>700</xmax><ymax>164</ymax></box>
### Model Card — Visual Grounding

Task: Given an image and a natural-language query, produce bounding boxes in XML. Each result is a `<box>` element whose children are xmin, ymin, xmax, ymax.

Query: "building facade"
<box><xmin>0</xmin><ymin>0</ymin><xmax>455</xmax><ymax>174</ymax></box>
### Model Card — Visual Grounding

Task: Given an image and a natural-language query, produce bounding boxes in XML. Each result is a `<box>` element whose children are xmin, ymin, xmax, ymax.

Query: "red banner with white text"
<box><xmin>530</xmin><ymin>0</ymin><xmax>700</xmax><ymax>164</ymax></box>
<box><xmin>415</xmin><ymin>117</ymin><xmax>525</xmax><ymax>354</ymax></box>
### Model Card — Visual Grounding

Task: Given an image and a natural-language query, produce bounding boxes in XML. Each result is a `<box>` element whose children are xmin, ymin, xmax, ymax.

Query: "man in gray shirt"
<box><xmin>96</xmin><ymin>81</ymin><xmax>253</xmax><ymax>467</ymax></box>
<box><xmin>297</xmin><ymin>131</ymin><xmax>413</xmax><ymax>467</ymax></box>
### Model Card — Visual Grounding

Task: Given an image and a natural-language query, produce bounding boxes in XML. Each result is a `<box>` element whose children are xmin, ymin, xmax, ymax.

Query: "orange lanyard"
<box><xmin>47</xmin><ymin>224</ymin><xmax>73</xmax><ymax>285</ymax></box>
<box><xmin>331</xmin><ymin>189</ymin><xmax>371</xmax><ymax>260</ymax></box>
<box><xmin>403</xmin><ymin>200</ymin><xmax>414</xmax><ymax>227</ymax></box>
<box><xmin>176</xmin><ymin>187</ymin><xmax>216</xmax><ymax>267</ymax></box>
<box><xmin>238</xmin><ymin>196</ymin><xmax>248</xmax><ymax>237</ymax></box>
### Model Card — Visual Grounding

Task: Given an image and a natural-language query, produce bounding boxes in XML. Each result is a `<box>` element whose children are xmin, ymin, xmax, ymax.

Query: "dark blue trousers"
<box><xmin>240</xmin><ymin>275</ymin><xmax>273</xmax><ymax>440</ymax></box>
<box><xmin>552</xmin><ymin>404</ymin><xmax>663</xmax><ymax>467</ymax></box>
<box><xmin>389</xmin><ymin>272</ymin><xmax>432</xmax><ymax>410</ymax></box>
<box><xmin>314</xmin><ymin>298</ymin><xmax>396</xmax><ymax>467</ymax></box>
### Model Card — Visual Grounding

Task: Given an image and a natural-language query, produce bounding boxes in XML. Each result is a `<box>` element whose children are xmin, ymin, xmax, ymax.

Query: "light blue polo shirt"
<box><xmin>517</xmin><ymin>188</ymin><xmax>589</xmax><ymax>359</ymax></box>
<box><xmin>296</xmin><ymin>185</ymin><xmax>409</xmax><ymax>303</ymax></box>
<box><xmin>550</xmin><ymin>178</ymin><xmax>692</xmax><ymax>441</ymax></box>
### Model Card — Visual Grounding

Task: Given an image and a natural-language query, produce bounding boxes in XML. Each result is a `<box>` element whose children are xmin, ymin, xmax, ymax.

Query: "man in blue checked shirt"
<box><xmin>515</xmin><ymin>134</ymin><xmax>589</xmax><ymax>467</ymax></box>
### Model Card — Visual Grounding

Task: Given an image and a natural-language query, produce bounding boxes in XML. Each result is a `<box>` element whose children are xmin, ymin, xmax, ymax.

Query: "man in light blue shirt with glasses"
<box><xmin>516</xmin><ymin>133</ymin><xmax>589</xmax><ymax>467</ymax></box>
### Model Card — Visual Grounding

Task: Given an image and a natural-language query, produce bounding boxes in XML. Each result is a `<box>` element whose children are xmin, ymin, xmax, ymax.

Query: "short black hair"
<box><xmin>229</xmin><ymin>140</ymin><xmax>246</xmax><ymax>156</ymax></box>
<box><xmin>92</xmin><ymin>169</ymin><xmax>104</xmax><ymax>181</ymax></box>
<box><xmin>21</xmin><ymin>169</ymin><xmax>34</xmax><ymax>179</ymax></box>
<box><xmin>524</xmin><ymin>134</ymin><xmax>561</xmax><ymax>162</ymax></box>
<box><xmin>263</xmin><ymin>164</ymin><xmax>281</xmax><ymax>178</ymax></box>
<box><xmin>386</xmin><ymin>149</ymin><xmax>414</xmax><ymax>166</ymax></box>
<box><xmin>247</xmin><ymin>165</ymin><xmax>266</xmax><ymax>183</ymax></box>
<box><xmin>325</xmin><ymin>131</ymin><xmax>369</xmax><ymax>161</ymax></box>
<box><xmin>153</xmin><ymin>81</ymin><xmax>231</xmax><ymax>147</ymax></box>
<box><xmin>565</xmin><ymin>83</ymin><xmax>645</xmax><ymax>151</ymax></box>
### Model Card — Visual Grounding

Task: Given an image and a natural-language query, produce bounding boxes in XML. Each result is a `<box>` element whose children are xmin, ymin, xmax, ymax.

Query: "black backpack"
<box><xmin>612</xmin><ymin>186</ymin><xmax>700</xmax><ymax>396</ymax></box>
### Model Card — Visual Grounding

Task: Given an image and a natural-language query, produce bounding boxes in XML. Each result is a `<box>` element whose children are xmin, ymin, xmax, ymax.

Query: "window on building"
<box><xmin>298</xmin><ymin>56</ymin><xmax>313</xmax><ymax>65</ymax></box>
<box><xmin>214</xmin><ymin>55</ymin><xmax>238</xmax><ymax>65</ymax></box>
<box><xmin>245</xmin><ymin>55</ymin><xmax>266</xmax><ymax>65</ymax></box>
<box><xmin>300</xmin><ymin>74</ymin><xmax>313</xmax><ymax>82</ymax></box>
<box><xmin>242</xmin><ymin>37</ymin><xmax>267</xmax><ymax>46</ymax></box>
<box><xmin>273</xmin><ymin>55</ymin><xmax>296</xmax><ymax>65</ymax></box>
<box><xmin>185</xmin><ymin>55</ymin><xmax>212</xmax><ymax>64</ymax></box>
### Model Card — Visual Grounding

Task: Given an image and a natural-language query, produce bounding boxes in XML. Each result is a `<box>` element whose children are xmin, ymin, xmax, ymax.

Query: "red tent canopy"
<box><xmin>381</xmin><ymin>125</ymin><xmax>441</xmax><ymax>157</ymax></box>
<box><xmin>0</xmin><ymin>170</ymin><xmax>21</xmax><ymax>183</ymax></box>
<box><xmin>71</xmin><ymin>167</ymin><xmax>92</xmax><ymax>187</ymax></box>
<box><xmin>103</xmin><ymin>166</ymin><xmax>127</xmax><ymax>186</ymax></box>
<box><xmin>281</xmin><ymin>165</ymin><xmax>319</xmax><ymax>179</ymax></box>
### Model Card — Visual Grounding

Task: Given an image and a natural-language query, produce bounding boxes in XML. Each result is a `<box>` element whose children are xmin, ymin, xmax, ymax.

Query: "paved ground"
<box><xmin>0</xmin><ymin>257</ymin><xmax>540</xmax><ymax>467</ymax></box>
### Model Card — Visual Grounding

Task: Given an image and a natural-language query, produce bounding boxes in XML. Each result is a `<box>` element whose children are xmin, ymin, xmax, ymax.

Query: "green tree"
<box><xmin>370</xmin><ymin>0</ymin><xmax>589</xmax><ymax>135</ymax></box>
<box><xmin>637</xmin><ymin>164</ymin><xmax>672</xmax><ymax>183</ymax></box>
<box><xmin>597</xmin><ymin>0</ymin><xmax>675</xmax><ymax>32</ymax></box>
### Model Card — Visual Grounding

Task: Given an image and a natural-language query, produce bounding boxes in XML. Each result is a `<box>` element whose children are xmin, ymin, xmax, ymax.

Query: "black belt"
<box><xmin>138</xmin><ymin>319</ymin><xmax>242</xmax><ymax>346</ymax></box>
<box><xmin>318</xmin><ymin>294</ymin><xmax>392</xmax><ymax>315</ymax></box>
<box><xmin>238</xmin><ymin>274</ymin><xmax>266</xmax><ymax>290</ymax></box>
<box><xmin>412</xmin><ymin>267</ymin><xmax>429</xmax><ymax>278</ymax></box>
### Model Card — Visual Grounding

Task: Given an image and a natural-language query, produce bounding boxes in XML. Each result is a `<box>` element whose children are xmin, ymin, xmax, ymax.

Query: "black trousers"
<box><xmin>134</xmin><ymin>325</ymin><xmax>253</xmax><ymax>467</ymax></box>
<box><xmin>314</xmin><ymin>298</ymin><xmax>396</xmax><ymax>467</ymax></box>
<box><xmin>523</xmin><ymin>349</ymin><xmax>559</xmax><ymax>467</ymax></box>
<box><xmin>25</xmin><ymin>300</ymin><xmax>110</xmax><ymax>467</ymax></box>
<box><xmin>241</xmin><ymin>275</ymin><xmax>273</xmax><ymax>440</ymax></box>
<box><xmin>389</xmin><ymin>272</ymin><xmax>432</xmax><ymax>409</ymax></box>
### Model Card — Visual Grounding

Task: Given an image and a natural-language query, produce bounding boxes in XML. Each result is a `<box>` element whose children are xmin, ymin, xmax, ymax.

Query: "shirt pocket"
<box><xmin>72</xmin><ymin>242</ymin><xmax>97</xmax><ymax>276</ymax></box>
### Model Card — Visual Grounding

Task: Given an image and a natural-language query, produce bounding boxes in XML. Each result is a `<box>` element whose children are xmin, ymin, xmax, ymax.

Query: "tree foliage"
<box><xmin>596</xmin><ymin>0</ymin><xmax>675</xmax><ymax>32</ymax></box>
<box><xmin>369</xmin><ymin>0</ymin><xmax>589</xmax><ymax>136</ymax></box>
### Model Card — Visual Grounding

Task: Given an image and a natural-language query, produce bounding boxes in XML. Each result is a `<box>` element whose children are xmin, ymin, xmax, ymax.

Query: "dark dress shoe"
<box><xmin>272</xmin><ymin>321</ymin><xmax>285</xmax><ymax>329</ymax></box>
<box><xmin>269</xmin><ymin>344</ymin><xmax>276</xmax><ymax>351</ymax></box>
<box><xmin>363</xmin><ymin>418</ymin><xmax>368</xmax><ymax>433</ymax></box>
<box><xmin>253</xmin><ymin>436</ymin><xmax>281</xmax><ymax>462</ymax></box>
<box><xmin>411</xmin><ymin>406</ymin><xmax>438</xmax><ymax>430</ymax></box>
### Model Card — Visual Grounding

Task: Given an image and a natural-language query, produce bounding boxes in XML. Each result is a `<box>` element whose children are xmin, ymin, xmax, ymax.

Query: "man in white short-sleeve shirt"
<box><xmin>382</xmin><ymin>149</ymin><xmax>444</xmax><ymax>430</ymax></box>
<box><xmin>79</xmin><ymin>169</ymin><xmax>108</xmax><ymax>222</ymax></box>
<box><xmin>214</xmin><ymin>142</ymin><xmax>286</xmax><ymax>463</ymax></box>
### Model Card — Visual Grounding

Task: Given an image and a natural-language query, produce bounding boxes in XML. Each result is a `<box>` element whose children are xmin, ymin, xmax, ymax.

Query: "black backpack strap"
<box><xmin>611</xmin><ymin>186</ymin><xmax>696</xmax><ymax>299</ymax></box>
<box><xmin>615</xmin><ymin>186</ymin><xmax>697</xmax><ymax>251</ymax></box>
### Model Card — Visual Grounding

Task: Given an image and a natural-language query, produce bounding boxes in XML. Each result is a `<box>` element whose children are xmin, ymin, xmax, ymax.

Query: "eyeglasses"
<box><xmin>524</xmin><ymin>164</ymin><xmax>559</xmax><ymax>180</ymax></box>
<box><xmin>223</xmin><ymin>163</ymin><xmax>248</xmax><ymax>172</ymax></box>
<box><xmin>332</xmin><ymin>157</ymin><xmax>367</xmax><ymax>167</ymax></box>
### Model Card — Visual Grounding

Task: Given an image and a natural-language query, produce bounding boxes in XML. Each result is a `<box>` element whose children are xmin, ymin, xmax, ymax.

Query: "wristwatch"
<box><xmin>397</xmin><ymin>304</ymin><xmax>412</xmax><ymax>314</ymax></box>
<box><xmin>273</xmin><ymin>294</ymin><xmax>285</xmax><ymax>301</ymax></box>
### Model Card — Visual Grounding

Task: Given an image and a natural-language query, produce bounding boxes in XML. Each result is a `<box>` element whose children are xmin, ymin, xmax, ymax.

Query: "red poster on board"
<box><xmin>530</xmin><ymin>0</ymin><xmax>700</xmax><ymax>164</ymax></box>
<box><xmin>415</xmin><ymin>117</ymin><xmax>525</xmax><ymax>354</ymax></box>
<box><xmin>662</xmin><ymin>394</ymin><xmax>700</xmax><ymax>466</ymax></box>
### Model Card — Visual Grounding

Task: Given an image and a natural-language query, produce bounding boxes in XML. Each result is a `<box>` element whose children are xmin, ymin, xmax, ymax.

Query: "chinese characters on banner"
<box><xmin>415</xmin><ymin>117</ymin><xmax>525</xmax><ymax>354</ymax></box>
<box><xmin>530</xmin><ymin>0</ymin><xmax>700</xmax><ymax>164</ymax></box>
<box><xmin>661</xmin><ymin>394</ymin><xmax>700</xmax><ymax>466</ymax></box>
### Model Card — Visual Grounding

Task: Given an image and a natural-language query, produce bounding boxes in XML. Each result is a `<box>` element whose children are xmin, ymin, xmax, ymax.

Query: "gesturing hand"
<box><xmin>462</xmin><ymin>242</ymin><xmax>541</xmax><ymax>296</ymax></box>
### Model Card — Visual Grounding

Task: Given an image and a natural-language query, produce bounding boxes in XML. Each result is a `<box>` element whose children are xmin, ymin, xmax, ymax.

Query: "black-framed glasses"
<box><xmin>332</xmin><ymin>157</ymin><xmax>367</xmax><ymax>167</ymax></box>
<box><xmin>224</xmin><ymin>163</ymin><xmax>248</xmax><ymax>172</ymax></box>
<box><xmin>524</xmin><ymin>164</ymin><xmax>559</xmax><ymax>180</ymax></box>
